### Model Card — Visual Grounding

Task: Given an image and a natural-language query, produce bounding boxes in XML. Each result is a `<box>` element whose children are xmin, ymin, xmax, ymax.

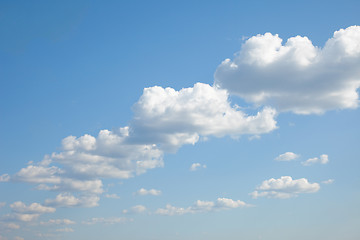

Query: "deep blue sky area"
<box><xmin>0</xmin><ymin>1</ymin><xmax>360</xmax><ymax>240</ymax></box>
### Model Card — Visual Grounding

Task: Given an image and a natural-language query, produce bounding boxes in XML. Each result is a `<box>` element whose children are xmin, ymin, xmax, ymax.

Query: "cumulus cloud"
<box><xmin>44</xmin><ymin>193</ymin><xmax>99</xmax><ymax>208</ymax></box>
<box><xmin>131</xmin><ymin>83</ymin><xmax>277</xmax><ymax>151</ymax></box>
<box><xmin>136</xmin><ymin>188</ymin><xmax>161</xmax><ymax>196</ymax></box>
<box><xmin>82</xmin><ymin>217</ymin><xmax>129</xmax><ymax>225</ymax></box>
<box><xmin>10</xmin><ymin>201</ymin><xmax>55</xmax><ymax>214</ymax></box>
<box><xmin>275</xmin><ymin>152</ymin><xmax>300</xmax><ymax>161</ymax></box>
<box><xmin>215</xmin><ymin>26</ymin><xmax>360</xmax><ymax>114</ymax></box>
<box><xmin>155</xmin><ymin>197</ymin><xmax>249</xmax><ymax>216</ymax></box>
<box><xmin>250</xmin><ymin>176</ymin><xmax>320</xmax><ymax>199</ymax></box>
<box><xmin>189</xmin><ymin>163</ymin><xmax>207</xmax><ymax>171</ymax></box>
<box><xmin>9</xmin><ymin>79</ymin><xmax>277</xmax><ymax>210</ymax></box>
<box><xmin>302</xmin><ymin>154</ymin><xmax>329</xmax><ymax>166</ymax></box>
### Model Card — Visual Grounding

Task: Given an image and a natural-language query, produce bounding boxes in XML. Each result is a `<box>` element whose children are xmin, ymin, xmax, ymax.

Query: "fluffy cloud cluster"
<box><xmin>250</xmin><ymin>176</ymin><xmax>320</xmax><ymax>199</ymax></box>
<box><xmin>215</xmin><ymin>26</ymin><xmax>360</xmax><ymax>114</ymax></box>
<box><xmin>275</xmin><ymin>152</ymin><xmax>299</xmax><ymax>161</ymax></box>
<box><xmin>302</xmin><ymin>154</ymin><xmax>329</xmax><ymax>166</ymax></box>
<box><xmin>2</xmin><ymin>82</ymin><xmax>277</xmax><ymax>211</ymax></box>
<box><xmin>155</xmin><ymin>198</ymin><xmax>249</xmax><ymax>216</ymax></box>
<box><xmin>131</xmin><ymin>83</ymin><xmax>277</xmax><ymax>151</ymax></box>
<box><xmin>44</xmin><ymin>193</ymin><xmax>100</xmax><ymax>208</ymax></box>
<box><xmin>2</xmin><ymin>201</ymin><xmax>56</xmax><ymax>223</ymax></box>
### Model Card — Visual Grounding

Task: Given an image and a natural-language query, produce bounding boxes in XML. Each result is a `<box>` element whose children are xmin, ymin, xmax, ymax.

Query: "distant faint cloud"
<box><xmin>275</xmin><ymin>152</ymin><xmax>299</xmax><ymax>161</ymax></box>
<box><xmin>135</xmin><ymin>188</ymin><xmax>161</xmax><ymax>196</ymax></box>
<box><xmin>322</xmin><ymin>179</ymin><xmax>334</xmax><ymax>184</ymax></box>
<box><xmin>189</xmin><ymin>163</ymin><xmax>207</xmax><ymax>171</ymax></box>
<box><xmin>302</xmin><ymin>154</ymin><xmax>329</xmax><ymax>166</ymax></box>
<box><xmin>155</xmin><ymin>197</ymin><xmax>250</xmax><ymax>216</ymax></box>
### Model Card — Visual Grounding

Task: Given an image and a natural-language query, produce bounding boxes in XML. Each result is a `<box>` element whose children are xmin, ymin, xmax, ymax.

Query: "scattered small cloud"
<box><xmin>189</xmin><ymin>163</ymin><xmax>207</xmax><ymax>171</ymax></box>
<box><xmin>250</xmin><ymin>176</ymin><xmax>320</xmax><ymax>199</ymax></box>
<box><xmin>135</xmin><ymin>188</ymin><xmax>161</xmax><ymax>196</ymax></box>
<box><xmin>155</xmin><ymin>197</ymin><xmax>250</xmax><ymax>216</ymax></box>
<box><xmin>275</xmin><ymin>152</ymin><xmax>299</xmax><ymax>161</ymax></box>
<box><xmin>302</xmin><ymin>154</ymin><xmax>329</xmax><ymax>166</ymax></box>
<box><xmin>55</xmin><ymin>227</ymin><xmax>74</xmax><ymax>233</ymax></box>
<box><xmin>123</xmin><ymin>205</ymin><xmax>147</xmax><ymax>214</ymax></box>
<box><xmin>82</xmin><ymin>217</ymin><xmax>130</xmax><ymax>225</ymax></box>
<box><xmin>105</xmin><ymin>194</ymin><xmax>120</xmax><ymax>199</ymax></box>
<box><xmin>0</xmin><ymin>174</ymin><xmax>10</xmax><ymax>182</ymax></box>
<box><xmin>248</xmin><ymin>135</ymin><xmax>261</xmax><ymax>141</ymax></box>
<box><xmin>322</xmin><ymin>179</ymin><xmax>334</xmax><ymax>184</ymax></box>
<box><xmin>40</xmin><ymin>219</ymin><xmax>76</xmax><ymax>225</ymax></box>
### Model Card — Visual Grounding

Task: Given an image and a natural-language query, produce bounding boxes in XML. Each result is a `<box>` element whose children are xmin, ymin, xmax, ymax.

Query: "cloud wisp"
<box><xmin>275</xmin><ymin>152</ymin><xmax>300</xmax><ymax>161</ymax></box>
<box><xmin>302</xmin><ymin>154</ymin><xmax>329</xmax><ymax>166</ymax></box>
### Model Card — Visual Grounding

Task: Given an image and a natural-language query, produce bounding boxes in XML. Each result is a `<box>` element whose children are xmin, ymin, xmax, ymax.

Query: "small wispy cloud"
<box><xmin>189</xmin><ymin>163</ymin><xmax>207</xmax><ymax>171</ymax></box>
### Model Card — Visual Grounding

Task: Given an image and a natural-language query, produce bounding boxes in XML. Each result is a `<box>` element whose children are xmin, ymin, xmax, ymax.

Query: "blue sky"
<box><xmin>1</xmin><ymin>1</ymin><xmax>360</xmax><ymax>239</ymax></box>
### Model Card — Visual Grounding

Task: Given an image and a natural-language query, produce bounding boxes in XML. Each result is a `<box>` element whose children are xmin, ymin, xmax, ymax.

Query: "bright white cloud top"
<box><xmin>250</xmin><ymin>176</ymin><xmax>320</xmax><ymax>199</ymax></box>
<box><xmin>215</xmin><ymin>26</ymin><xmax>360</xmax><ymax>114</ymax></box>
<box><xmin>155</xmin><ymin>198</ymin><xmax>250</xmax><ymax>216</ymax></box>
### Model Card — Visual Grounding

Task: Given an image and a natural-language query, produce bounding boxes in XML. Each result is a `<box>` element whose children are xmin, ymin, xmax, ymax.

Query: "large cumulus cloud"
<box><xmin>215</xmin><ymin>26</ymin><xmax>360</xmax><ymax>114</ymax></box>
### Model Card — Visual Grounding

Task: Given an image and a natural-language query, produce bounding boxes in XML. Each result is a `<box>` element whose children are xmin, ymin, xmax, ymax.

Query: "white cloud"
<box><xmin>322</xmin><ymin>179</ymin><xmax>335</xmax><ymax>184</ymax></box>
<box><xmin>275</xmin><ymin>152</ymin><xmax>300</xmax><ymax>161</ymax></box>
<box><xmin>2</xmin><ymin>213</ymin><xmax>40</xmax><ymax>222</ymax></box>
<box><xmin>10</xmin><ymin>201</ymin><xmax>55</xmax><ymax>214</ymax></box>
<box><xmin>13</xmin><ymin>165</ymin><xmax>63</xmax><ymax>184</ymax></box>
<box><xmin>0</xmin><ymin>174</ymin><xmax>10</xmax><ymax>182</ymax></box>
<box><xmin>302</xmin><ymin>154</ymin><xmax>329</xmax><ymax>166</ymax></box>
<box><xmin>82</xmin><ymin>217</ymin><xmax>129</xmax><ymax>225</ymax></box>
<box><xmin>44</xmin><ymin>193</ymin><xmax>99</xmax><ymax>208</ymax></box>
<box><xmin>55</xmin><ymin>227</ymin><xmax>74</xmax><ymax>232</ymax></box>
<box><xmin>250</xmin><ymin>176</ymin><xmax>320</xmax><ymax>199</ymax></box>
<box><xmin>136</xmin><ymin>188</ymin><xmax>161</xmax><ymax>196</ymax></box>
<box><xmin>215</xmin><ymin>26</ymin><xmax>360</xmax><ymax>114</ymax></box>
<box><xmin>189</xmin><ymin>163</ymin><xmax>207</xmax><ymax>171</ymax></box>
<box><xmin>155</xmin><ymin>197</ymin><xmax>249</xmax><ymax>216</ymax></box>
<box><xmin>105</xmin><ymin>193</ymin><xmax>120</xmax><ymax>199</ymax></box>
<box><xmin>40</xmin><ymin>219</ymin><xmax>76</xmax><ymax>225</ymax></box>
<box><xmin>123</xmin><ymin>205</ymin><xmax>147</xmax><ymax>214</ymax></box>
<box><xmin>131</xmin><ymin>83</ymin><xmax>277</xmax><ymax>151</ymax></box>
